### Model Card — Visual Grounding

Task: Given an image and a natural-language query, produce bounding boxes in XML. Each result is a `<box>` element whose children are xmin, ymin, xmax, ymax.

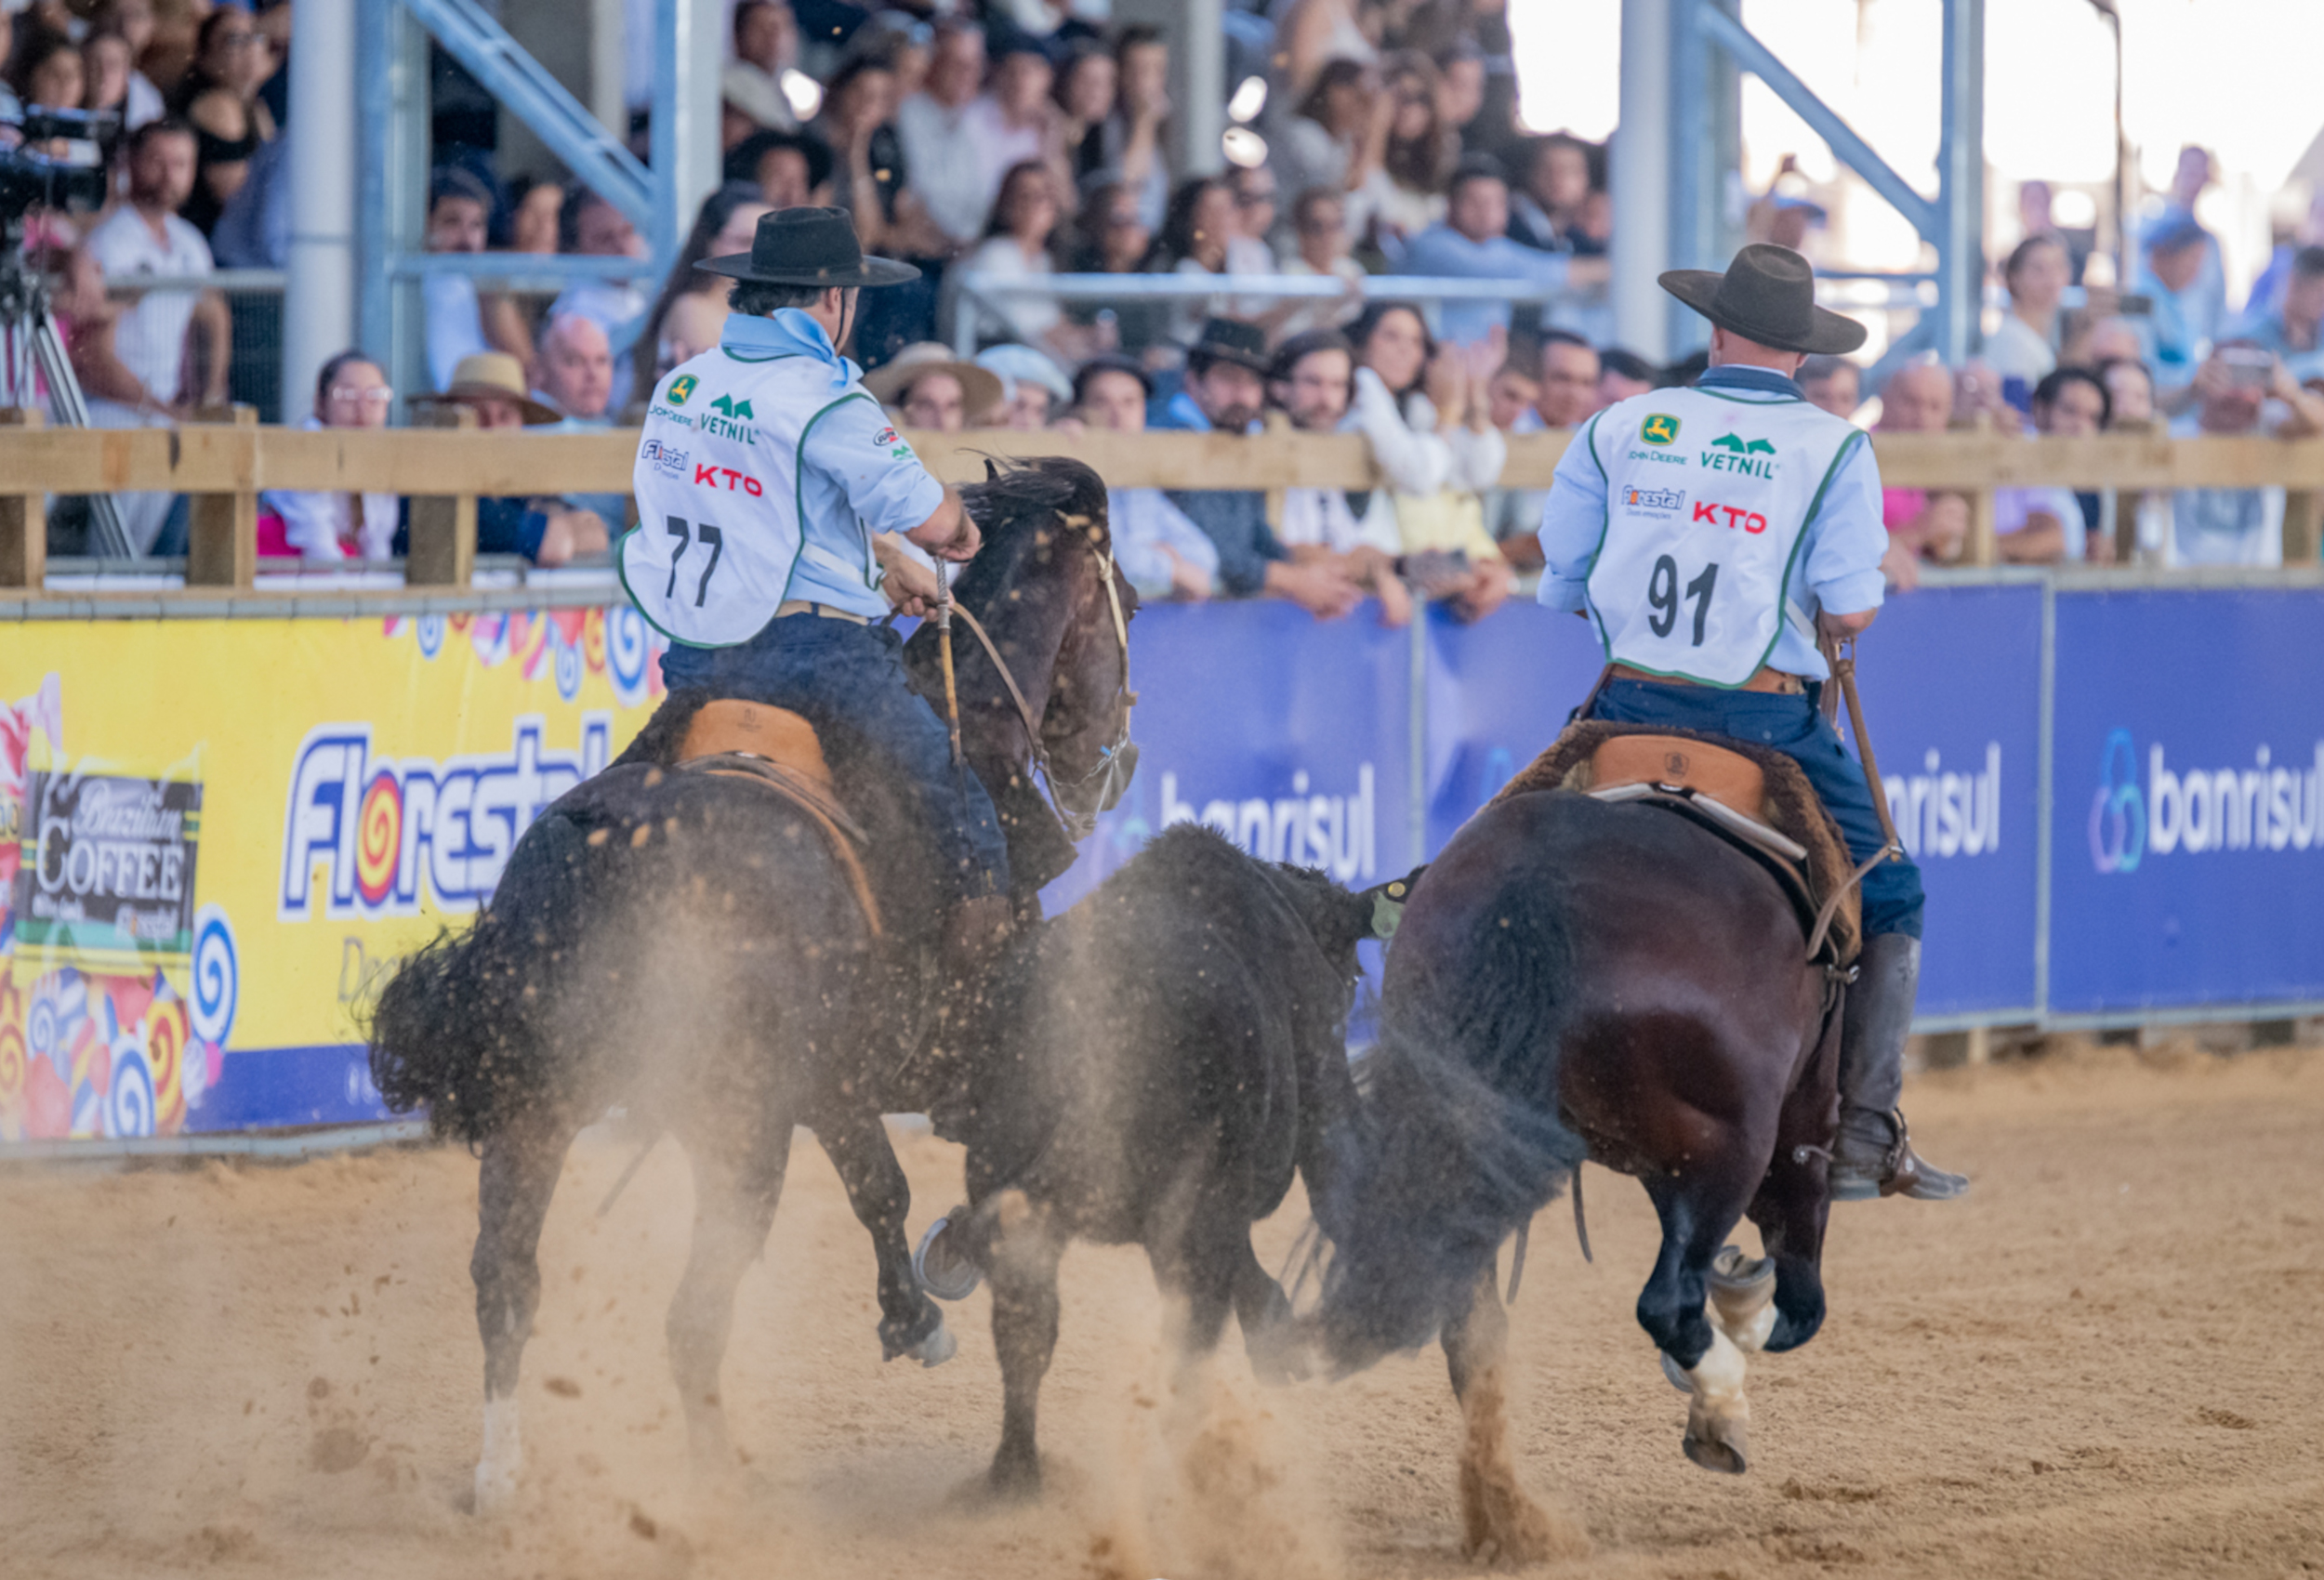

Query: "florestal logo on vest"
<box><xmin>2090</xmin><ymin>728</ymin><xmax>2324</xmax><ymax>875</ymax></box>
<box><xmin>1155</xmin><ymin>768</ymin><xmax>1378</xmax><ymax>883</ymax></box>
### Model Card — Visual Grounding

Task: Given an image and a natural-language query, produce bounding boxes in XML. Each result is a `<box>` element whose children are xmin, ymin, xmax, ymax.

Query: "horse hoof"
<box><xmin>1659</xmin><ymin>1350</ymin><xmax>1695</xmax><ymax>1394</ymax></box>
<box><xmin>1709</xmin><ymin>1244</ymin><xmax>1774</xmax><ymax>1295</ymax></box>
<box><xmin>473</xmin><ymin>1462</ymin><xmax>518</xmax><ymax>1516</ymax></box>
<box><xmin>1683</xmin><ymin>1425</ymin><xmax>1749</xmax><ymax>1475</ymax></box>
<box><xmin>915</xmin><ymin>1211</ymin><xmax>984</xmax><ymax>1302</ymax></box>
<box><xmin>905</xmin><ymin>1316</ymin><xmax>957</xmax><ymax>1368</ymax></box>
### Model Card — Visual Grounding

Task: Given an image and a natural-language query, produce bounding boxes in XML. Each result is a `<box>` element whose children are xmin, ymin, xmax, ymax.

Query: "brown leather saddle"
<box><xmin>670</xmin><ymin>699</ymin><xmax>883</xmax><ymax>936</ymax></box>
<box><xmin>1494</xmin><ymin>721</ymin><xmax>1860</xmax><ymax>967</ymax></box>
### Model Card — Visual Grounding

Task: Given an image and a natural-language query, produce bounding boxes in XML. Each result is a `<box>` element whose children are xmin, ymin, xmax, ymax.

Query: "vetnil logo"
<box><xmin>2089</xmin><ymin>728</ymin><xmax>2324</xmax><ymax>874</ymax></box>
<box><xmin>1700</xmin><ymin>433</ymin><xmax>1778</xmax><ymax>478</ymax></box>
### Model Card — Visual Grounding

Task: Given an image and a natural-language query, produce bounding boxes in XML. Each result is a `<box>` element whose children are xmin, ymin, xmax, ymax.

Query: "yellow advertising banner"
<box><xmin>0</xmin><ymin>604</ymin><xmax>664</xmax><ymax>1140</ymax></box>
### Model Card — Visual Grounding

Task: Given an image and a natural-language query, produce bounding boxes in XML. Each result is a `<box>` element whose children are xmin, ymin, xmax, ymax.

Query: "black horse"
<box><xmin>915</xmin><ymin>824</ymin><xmax>1405</xmax><ymax>1497</ymax></box>
<box><xmin>366</xmin><ymin>458</ymin><xmax>1136</xmax><ymax>1512</ymax></box>
<box><xmin>1309</xmin><ymin>783</ymin><xmax>1845</xmax><ymax>1560</ymax></box>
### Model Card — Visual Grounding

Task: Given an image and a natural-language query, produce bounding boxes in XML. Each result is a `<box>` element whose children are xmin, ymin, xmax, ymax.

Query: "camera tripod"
<box><xmin>0</xmin><ymin>222</ymin><xmax>133</xmax><ymax>557</ymax></box>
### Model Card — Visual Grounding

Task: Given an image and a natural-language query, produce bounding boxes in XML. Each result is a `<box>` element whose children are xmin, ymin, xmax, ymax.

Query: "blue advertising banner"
<box><xmin>1423</xmin><ymin>585</ymin><xmax>2043</xmax><ymax>1020</ymax></box>
<box><xmin>1042</xmin><ymin>599</ymin><xmax>1416</xmax><ymax>912</ymax></box>
<box><xmin>2049</xmin><ymin>587</ymin><xmax>2324</xmax><ymax>1015</ymax></box>
<box><xmin>1849</xmin><ymin>583</ymin><xmax>2044</xmax><ymax>1019</ymax></box>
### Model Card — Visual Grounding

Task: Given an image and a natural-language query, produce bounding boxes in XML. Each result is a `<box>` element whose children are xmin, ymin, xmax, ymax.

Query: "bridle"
<box><xmin>945</xmin><ymin>514</ymin><xmax>1136</xmax><ymax>842</ymax></box>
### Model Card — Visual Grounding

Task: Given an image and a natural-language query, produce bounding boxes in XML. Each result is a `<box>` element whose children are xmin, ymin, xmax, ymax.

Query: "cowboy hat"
<box><xmin>1182</xmin><ymin>316</ymin><xmax>1271</xmax><ymax>375</ymax></box>
<box><xmin>414</xmin><ymin>352</ymin><xmax>561</xmax><ymax>426</ymax></box>
<box><xmin>698</xmin><ymin>204</ymin><xmax>918</xmax><ymax>287</ymax></box>
<box><xmin>862</xmin><ymin>341</ymin><xmax>1006</xmax><ymax>414</ymax></box>
<box><xmin>1657</xmin><ymin>243</ymin><xmax>1867</xmax><ymax>357</ymax></box>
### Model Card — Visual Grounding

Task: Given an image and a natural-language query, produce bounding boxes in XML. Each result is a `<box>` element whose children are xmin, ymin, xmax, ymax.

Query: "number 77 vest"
<box><xmin>1581</xmin><ymin>385</ymin><xmax>1866</xmax><ymax>686</ymax></box>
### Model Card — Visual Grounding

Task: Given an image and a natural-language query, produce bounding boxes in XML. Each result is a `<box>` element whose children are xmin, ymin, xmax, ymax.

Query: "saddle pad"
<box><xmin>678</xmin><ymin>700</ymin><xmax>836</xmax><ymax>789</ymax></box>
<box><xmin>1577</xmin><ymin>733</ymin><xmax>1768</xmax><ymax>816</ymax></box>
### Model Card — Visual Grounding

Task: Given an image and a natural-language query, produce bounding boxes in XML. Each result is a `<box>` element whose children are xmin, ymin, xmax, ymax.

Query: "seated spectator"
<box><xmin>424</xmin><ymin>168</ymin><xmax>535</xmax><ymax>391</ymax></box>
<box><xmin>1275</xmin><ymin>188</ymin><xmax>1369</xmax><ymax>342</ymax></box>
<box><xmin>1534</xmin><ymin>329</ymin><xmax>1599</xmax><ymax>427</ymax></box>
<box><xmin>1060</xmin><ymin>174</ymin><xmax>1170</xmax><ymax>361</ymax></box>
<box><xmin>955</xmin><ymin>161</ymin><xmax>1093</xmax><ymax>360</ymax></box>
<box><xmin>2228</xmin><ymin>244</ymin><xmax>2324</xmax><ymax>388</ymax></box>
<box><xmin>73</xmin><ymin>119</ymin><xmax>228</xmax><ymax>554</ymax></box>
<box><xmin>1268</xmin><ymin>328</ymin><xmax>1414</xmax><ymax>625</ymax></box>
<box><xmin>549</xmin><ymin>187</ymin><xmax>651</xmax><ymax>412</ymax></box>
<box><xmin>1482</xmin><ymin>354</ymin><xmax>1547</xmax><ymax>562</ymax></box>
<box><xmin>93</xmin><ymin>0</ymin><xmax>165</xmax><ymax>130</ymax></box>
<box><xmin>1144</xmin><ymin>175</ymin><xmax>1240</xmax><ymax>349</ymax></box>
<box><xmin>864</xmin><ymin>341</ymin><xmax>1002</xmax><ymax>433</ymax></box>
<box><xmin>1152</xmin><ymin>318</ymin><xmax>1360</xmax><ymax>616</ymax></box>
<box><xmin>2068</xmin><ymin>313</ymin><xmax>2145</xmax><ymax>370</ymax></box>
<box><xmin>531</xmin><ymin>314</ymin><xmax>627</xmax><ymax>532</ymax></box>
<box><xmin>2164</xmin><ymin>345</ymin><xmax>2324</xmax><ymax>567</ymax></box>
<box><xmin>1346</xmin><ymin>52</ymin><xmax>1451</xmax><ymax>261</ymax></box>
<box><xmin>1268</xmin><ymin>59</ymin><xmax>1377</xmax><ymax>242</ymax></box>
<box><xmin>974</xmin><ymin>342</ymin><xmax>1074</xmax><ymax>428</ymax></box>
<box><xmin>1595</xmin><ymin>346</ymin><xmax>1656</xmax><ymax>408</ymax></box>
<box><xmin>1398</xmin><ymin>156</ymin><xmax>1606</xmax><ymax>347</ymax></box>
<box><xmin>1986</xmin><ymin>233</ymin><xmax>2068</xmax><ymax>396</ymax></box>
<box><xmin>260</xmin><ymin>351</ymin><xmax>397</xmax><ymax>561</ymax></box>
<box><xmin>1799</xmin><ymin>353</ymin><xmax>1862</xmax><ymax>421</ymax></box>
<box><xmin>169</xmin><ymin>7</ymin><xmax>276</xmax><ymax>237</ymax></box>
<box><xmin>817</xmin><ymin>56</ymin><xmax>938</xmax><ymax>260</ymax></box>
<box><xmin>2099</xmin><ymin>355</ymin><xmax>2156</xmax><ymax>427</ymax></box>
<box><xmin>83</xmin><ymin>32</ymin><xmax>138</xmax><ymax>125</ymax></box>
<box><xmin>723</xmin><ymin>126</ymin><xmax>834</xmax><ymax>211</ymax></box>
<box><xmin>1073</xmin><ymin>353</ymin><xmax>1217</xmax><ymax>600</ymax></box>
<box><xmin>1103</xmin><ymin>25</ymin><xmax>1172</xmax><ymax>231</ymax></box>
<box><xmin>1434</xmin><ymin>38</ymin><xmax>1487</xmax><ymax>151</ymax></box>
<box><xmin>1506</xmin><ymin>133</ymin><xmax>1593</xmax><ymax>254</ymax></box>
<box><xmin>15</xmin><ymin>26</ymin><xmax>83</xmax><ymax>114</ymax></box>
<box><xmin>633</xmin><ymin>182</ymin><xmax>772</xmax><ymax>397</ymax></box>
<box><xmin>2135</xmin><ymin>217</ymin><xmax>2215</xmax><ymax>392</ymax></box>
<box><xmin>965</xmin><ymin>41</ymin><xmax>1055</xmax><ymax>224</ymax></box>
<box><xmin>508</xmin><ymin>177</ymin><xmax>563</xmax><ymax>256</ymax></box>
<box><xmin>892</xmin><ymin>19</ymin><xmax>991</xmax><ymax>250</ymax></box>
<box><xmin>1223</xmin><ymin>163</ymin><xmax>1287</xmax><ymax>324</ymax></box>
<box><xmin>721</xmin><ymin>0</ymin><xmax>803</xmax><ymax>141</ymax></box>
<box><xmin>1872</xmin><ymin>360</ymin><xmax>1965</xmax><ymax>586</ymax></box>
<box><xmin>2097</xmin><ymin>356</ymin><xmax>2168</xmax><ymax>559</ymax></box>
<box><xmin>1344</xmin><ymin>301</ymin><xmax>1511</xmax><ymax>619</ymax></box>
<box><xmin>413</xmin><ymin>352</ymin><xmax>607</xmax><ymax>568</ymax></box>
<box><xmin>1052</xmin><ymin>42</ymin><xmax>1118</xmax><ymax>191</ymax></box>
<box><xmin>2001</xmin><ymin>364</ymin><xmax>2112</xmax><ymax>563</ymax></box>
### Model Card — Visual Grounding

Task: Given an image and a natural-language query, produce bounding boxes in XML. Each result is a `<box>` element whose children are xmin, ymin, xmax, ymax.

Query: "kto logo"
<box><xmin>693</xmin><ymin>462</ymin><xmax>764</xmax><ymax>496</ymax></box>
<box><xmin>1691</xmin><ymin>500</ymin><xmax>1769</xmax><ymax>533</ymax></box>
<box><xmin>1623</xmin><ymin>486</ymin><xmax>1684</xmax><ymax>512</ymax></box>
<box><xmin>666</xmin><ymin>375</ymin><xmax>697</xmax><ymax>406</ymax></box>
<box><xmin>1640</xmin><ymin>413</ymin><xmax>1681</xmax><ymax>445</ymax></box>
<box><xmin>280</xmin><ymin>716</ymin><xmax>611</xmax><ymax>920</ymax></box>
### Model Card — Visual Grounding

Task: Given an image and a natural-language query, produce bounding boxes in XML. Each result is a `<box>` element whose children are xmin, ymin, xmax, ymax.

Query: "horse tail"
<box><xmin>366</xmin><ymin>810</ymin><xmax>596</xmax><ymax>1143</ymax></box>
<box><xmin>1308</xmin><ymin>882</ymin><xmax>1588</xmax><ymax>1374</ymax></box>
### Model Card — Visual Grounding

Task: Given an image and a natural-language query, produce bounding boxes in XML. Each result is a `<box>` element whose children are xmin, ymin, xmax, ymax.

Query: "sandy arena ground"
<box><xmin>3</xmin><ymin>1040</ymin><xmax>2320</xmax><ymax>1580</ymax></box>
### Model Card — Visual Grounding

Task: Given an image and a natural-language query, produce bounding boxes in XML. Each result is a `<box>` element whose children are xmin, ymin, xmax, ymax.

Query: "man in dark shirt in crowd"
<box><xmin>1151</xmin><ymin>319</ymin><xmax>1359</xmax><ymax>618</ymax></box>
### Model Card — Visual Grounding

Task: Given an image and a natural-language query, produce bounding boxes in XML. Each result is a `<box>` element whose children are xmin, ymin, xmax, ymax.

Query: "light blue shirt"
<box><xmin>720</xmin><ymin>310</ymin><xmax>945</xmax><ymax>616</ymax></box>
<box><xmin>1535</xmin><ymin>364</ymin><xmax>1888</xmax><ymax>682</ymax></box>
<box><xmin>1109</xmin><ymin>488</ymin><xmax>1220</xmax><ymax>598</ymax></box>
<box><xmin>2224</xmin><ymin>306</ymin><xmax>2324</xmax><ymax>387</ymax></box>
<box><xmin>1395</xmin><ymin>223</ymin><xmax>1574</xmax><ymax>346</ymax></box>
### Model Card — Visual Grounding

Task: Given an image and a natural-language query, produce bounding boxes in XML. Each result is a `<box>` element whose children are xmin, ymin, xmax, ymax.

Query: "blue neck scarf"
<box><xmin>719</xmin><ymin>308</ymin><xmax>859</xmax><ymax>389</ymax></box>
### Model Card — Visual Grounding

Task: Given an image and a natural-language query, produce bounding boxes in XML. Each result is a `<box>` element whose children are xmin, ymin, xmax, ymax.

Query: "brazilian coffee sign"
<box><xmin>14</xmin><ymin>770</ymin><xmax>203</xmax><ymax>955</ymax></box>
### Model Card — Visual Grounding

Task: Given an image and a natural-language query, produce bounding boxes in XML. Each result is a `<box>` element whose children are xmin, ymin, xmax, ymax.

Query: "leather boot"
<box><xmin>938</xmin><ymin>893</ymin><xmax>1014</xmax><ymax>990</ymax></box>
<box><xmin>1829</xmin><ymin>934</ymin><xmax>1969</xmax><ymax>1202</ymax></box>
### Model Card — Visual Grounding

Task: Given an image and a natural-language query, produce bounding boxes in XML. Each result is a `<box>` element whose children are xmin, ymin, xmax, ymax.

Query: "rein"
<box><xmin>1802</xmin><ymin>632</ymin><xmax>1907</xmax><ymax>965</ymax></box>
<box><xmin>943</xmin><ymin>522</ymin><xmax>1136</xmax><ymax>842</ymax></box>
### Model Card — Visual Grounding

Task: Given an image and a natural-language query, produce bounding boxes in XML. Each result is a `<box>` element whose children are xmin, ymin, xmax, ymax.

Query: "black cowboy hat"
<box><xmin>1183</xmin><ymin>316</ymin><xmax>1270</xmax><ymax>375</ymax></box>
<box><xmin>1658</xmin><ymin>242</ymin><xmax>1867</xmax><ymax>357</ymax></box>
<box><xmin>698</xmin><ymin>204</ymin><xmax>918</xmax><ymax>287</ymax></box>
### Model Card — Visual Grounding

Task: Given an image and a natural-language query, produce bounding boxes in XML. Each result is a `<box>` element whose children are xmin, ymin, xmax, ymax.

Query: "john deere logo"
<box><xmin>710</xmin><ymin>393</ymin><xmax>754</xmax><ymax>419</ymax></box>
<box><xmin>1640</xmin><ymin>413</ymin><xmax>1681</xmax><ymax>445</ymax></box>
<box><xmin>666</xmin><ymin>375</ymin><xmax>697</xmax><ymax>405</ymax></box>
<box><xmin>1701</xmin><ymin>431</ymin><xmax>1778</xmax><ymax>478</ymax></box>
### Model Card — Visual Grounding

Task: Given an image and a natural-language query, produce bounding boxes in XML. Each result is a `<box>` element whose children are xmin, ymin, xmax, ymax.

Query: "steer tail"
<box><xmin>1308</xmin><ymin>889</ymin><xmax>1587</xmax><ymax>1374</ymax></box>
<box><xmin>366</xmin><ymin>811</ymin><xmax>596</xmax><ymax>1144</ymax></box>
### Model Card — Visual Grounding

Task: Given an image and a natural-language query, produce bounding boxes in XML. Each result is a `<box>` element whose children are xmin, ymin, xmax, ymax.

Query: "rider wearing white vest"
<box><xmin>1537</xmin><ymin>244</ymin><xmax>1966</xmax><ymax>1204</ymax></box>
<box><xmin>624</xmin><ymin>207</ymin><xmax>1012</xmax><ymax>964</ymax></box>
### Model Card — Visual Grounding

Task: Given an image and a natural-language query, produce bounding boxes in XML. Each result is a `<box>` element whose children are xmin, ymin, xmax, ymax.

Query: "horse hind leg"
<box><xmin>1640</xmin><ymin>1170</ymin><xmax>1763</xmax><ymax>1475</ymax></box>
<box><xmin>1443</xmin><ymin>1262</ymin><xmax>1591</xmax><ymax>1564</ymax></box>
<box><xmin>667</xmin><ymin>1113</ymin><xmax>794</xmax><ymax>1478</ymax></box>
<box><xmin>1228</xmin><ymin>1237</ymin><xmax>1303</xmax><ymax>1384</ymax></box>
<box><xmin>471</xmin><ymin>1113</ymin><xmax>578</xmax><ymax>1514</ymax></box>
<box><xmin>820</xmin><ymin>1108</ymin><xmax>954</xmax><ymax>1364</ymax></box>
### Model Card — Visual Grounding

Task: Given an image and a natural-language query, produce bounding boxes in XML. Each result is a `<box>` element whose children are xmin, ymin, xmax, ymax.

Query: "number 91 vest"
<box><xmin>1582</xmin><ymin>386</ymin><xmax>1865</xmax><ymax>686</ymax></box>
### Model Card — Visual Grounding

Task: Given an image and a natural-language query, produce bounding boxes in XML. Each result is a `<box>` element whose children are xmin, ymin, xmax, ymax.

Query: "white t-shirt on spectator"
<box><xmin>424</xmin><ymin>272</ymin><xmax>490</xmax><ymax>392</ymax></box>
<box><xmin>125</xmin><ymin>72</ymin><xmax>165</xmax><ymax>131</ymax></box>
<box><xmin>961</xmin><ymin>96</ymin><xmax>1044</xmax><ymax>208</ymax></box>
<box><xmin>895</xmin><ymin>93</ymin><xmax>993</xmax><ymax>244</ymax></box>
<box><xmin>955</xmin><ymin>236</ymin><xmax>1061</xmax><ymax>344</ymax></box>
<box><xmin>83</xmin><ymin>202</ymin><xmax>213</xmax><ymax>416</ymax></box>
<box><xmin>1983</xmin><ymin>313</ymin><xmax>2057</xmax><ymax>389</ymax></box>
<box><xmin>1278</xmin><ymin>485</ymin><xmax>1402</xmax><ymax>557</ymax></box>
<box><xmin>2165</xmin><ymin>411</ymin><xmax>2286</xmax><ymax>567</ymax></box>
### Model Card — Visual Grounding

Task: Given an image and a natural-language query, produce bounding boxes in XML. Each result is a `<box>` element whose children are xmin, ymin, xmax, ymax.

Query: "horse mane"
<box><xmin>946</xmin><ymin>454</ymin><xmax>1116</xmax><ymax>612</ymax></box>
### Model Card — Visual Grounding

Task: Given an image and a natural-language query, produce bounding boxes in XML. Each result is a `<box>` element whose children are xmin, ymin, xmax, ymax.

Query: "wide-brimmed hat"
<box><xmin>862</xmin><ymin>341</ymin><xmax>1005</xmax><ymax>413</ymax></box>
<box><xmin>1657</xmin><ymin>243</ymin><xmax>1866</xmax><ymax>357</ymax></box>
<box><xmin>975</xmin><ymin>343</ymin><xmax>1074</xmax><ymax>405</ymax></box>
<box><xmin>1183</xmin><ymin>316</ymin><xmax>1270</xmax><ymax>375</ymax></box>
<box><xmin>415</xmin><ymin>352</ymin><xmax>561</xmax><ymax>425</ymax></box>
<box><xmin>699</xmin><ymin>204</ymin><xmax>918</xmax><ymax>287</ymax></box>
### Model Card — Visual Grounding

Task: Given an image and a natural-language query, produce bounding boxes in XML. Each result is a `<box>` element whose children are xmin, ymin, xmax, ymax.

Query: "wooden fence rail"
<box><xmin>4</xmin><ymin>412</ymin><xmax>2319</xmax><ymax>593</ymax></box>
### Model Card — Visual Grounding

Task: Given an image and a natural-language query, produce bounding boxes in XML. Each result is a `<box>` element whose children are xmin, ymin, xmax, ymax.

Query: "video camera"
<box><xmin>0</xmin><ymin>109</ymin><xmax>118</xmax><ymax>223</ymax></box>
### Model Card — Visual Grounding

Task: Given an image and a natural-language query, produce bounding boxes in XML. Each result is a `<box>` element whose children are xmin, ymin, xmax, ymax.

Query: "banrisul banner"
<box><xmin>1044</xmin><ymin>599</ymin><xmax>1415</xmax><ymax>913</ymax></box>
<box><xmin>2051</xmin><ymin>587</ymin><xmax>2324</xmax><ymax>1014</ymax></box>
<box><xmin>1426</xmin><ymin>586</ymin><xmax>2044</xmax><ymax>1020</ymax></box>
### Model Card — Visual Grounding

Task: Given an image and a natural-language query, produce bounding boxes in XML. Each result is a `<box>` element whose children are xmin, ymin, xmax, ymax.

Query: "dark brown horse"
<box><xmin>1308</xmin><ymin>784</ymin><xmax>1843</xmax><ymax>1560</ymax></box>
<box><xmin>366</xmin><ymin>458</ymin><xmax>1135</xmax><ymax>1512</ymax></box>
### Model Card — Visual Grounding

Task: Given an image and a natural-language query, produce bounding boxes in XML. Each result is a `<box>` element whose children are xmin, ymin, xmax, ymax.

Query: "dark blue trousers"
<box><xmin>1586</xmin><ymin>678</ymin><xmax>1925</xmax><ymax>940</ymax></box>
<box><xmin>659</xmin><ymin>613</ymin><xmax>1009</xmax><ymax>904</ymax></box>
